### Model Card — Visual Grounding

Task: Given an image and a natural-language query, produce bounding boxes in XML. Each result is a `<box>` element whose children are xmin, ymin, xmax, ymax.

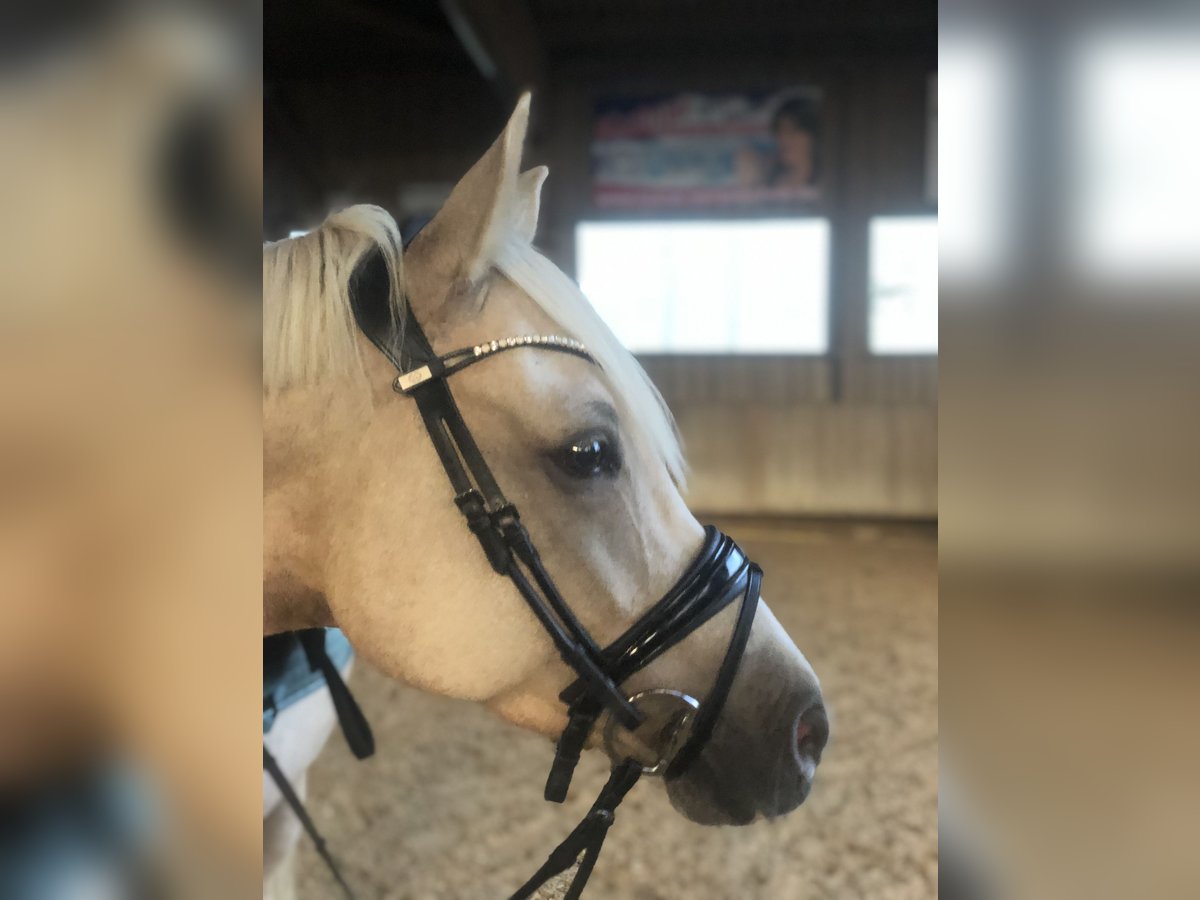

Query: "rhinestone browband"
<box><xmin>394</xmin><ymin>334</ymin><xmax>590</xmax><ymax>394</ymax></box>
<box><xmin>471</xmin><ymin>334</ymin><xmax>586</xmax><ymax>356</ymax></box>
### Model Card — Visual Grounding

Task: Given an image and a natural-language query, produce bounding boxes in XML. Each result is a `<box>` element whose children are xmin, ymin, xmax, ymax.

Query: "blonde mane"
<box><xmin>263</xmin><ymin>204</ymin><xmax>404</xmax><ymax>392</ymax></box>
<box><xmin>262</xmin><ymin>204</ymin><xmax>685</xmax><ymax>486</ymax></box>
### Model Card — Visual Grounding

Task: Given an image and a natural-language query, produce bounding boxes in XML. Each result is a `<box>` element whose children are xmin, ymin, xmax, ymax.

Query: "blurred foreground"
<box><xmin>1</xmin><ymin>4</ymin><xmax>261</xmax><ymax>897</ymax></box>
<box><xmin>941</xmin><ymin>1</ymin><xmax>1200</xmax><ymax>898</ymax></box>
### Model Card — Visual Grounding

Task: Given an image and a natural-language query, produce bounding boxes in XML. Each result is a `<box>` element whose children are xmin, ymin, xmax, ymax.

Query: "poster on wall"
<box><xmin>591</xmin><ymin>88</ymin><xmax>823</xmax><ymax>209</ymax></box>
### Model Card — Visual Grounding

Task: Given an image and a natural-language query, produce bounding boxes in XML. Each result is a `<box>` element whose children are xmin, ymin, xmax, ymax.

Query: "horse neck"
<box><xmin>263</xmin><ymin>383</ymin><xmax>366</xmax><ymax>635</ymax></box>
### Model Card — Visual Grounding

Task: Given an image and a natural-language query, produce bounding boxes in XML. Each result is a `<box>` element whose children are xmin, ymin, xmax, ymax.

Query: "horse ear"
<box><xmin>514</xmin><ymin>166</ymin><xmax>548</xmax><ymax>244</ymax></box>
<box><xmin>407</xmin><ymin>93</ymin><xmax>532</xmax><ymax>303</ymax></box>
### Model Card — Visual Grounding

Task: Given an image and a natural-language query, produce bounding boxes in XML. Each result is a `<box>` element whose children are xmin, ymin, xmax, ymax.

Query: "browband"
<box><xmin>395</xmin><ymin>334</ymin><xmax>590</xmax><ymax>393</ymax></box>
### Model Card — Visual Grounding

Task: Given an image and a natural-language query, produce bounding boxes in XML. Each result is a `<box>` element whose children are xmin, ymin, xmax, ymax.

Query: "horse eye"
<box><xmin>558</xmin><ymin>432</ymin><xmax>621</xmax><ymax>479</ymax></box>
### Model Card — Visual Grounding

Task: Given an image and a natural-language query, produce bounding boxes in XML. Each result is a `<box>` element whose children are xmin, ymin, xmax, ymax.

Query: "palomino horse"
<box><xmin>262</xmin><ymin>95</ymin><xmax>828</xmax><ymax>898</ymax></box>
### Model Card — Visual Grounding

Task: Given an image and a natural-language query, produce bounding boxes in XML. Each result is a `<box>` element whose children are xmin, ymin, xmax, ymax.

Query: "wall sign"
<box><xmin>592</xmin><ymin>88</ymin><xmax>823</xmax><ymax>210</ymax></box>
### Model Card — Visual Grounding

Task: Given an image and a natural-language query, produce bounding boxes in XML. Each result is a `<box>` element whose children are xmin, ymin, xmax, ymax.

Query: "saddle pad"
<box><xmin>263</xmin><ymin>628</ymin><xmax>354</xmax><ymax>733</ymax></box>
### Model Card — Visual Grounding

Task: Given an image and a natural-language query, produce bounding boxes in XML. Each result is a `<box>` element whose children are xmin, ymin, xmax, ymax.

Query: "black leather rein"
<box><xmin>345</xmin><ymin>249</ymin><xmax>763</xmax><ymax>898</ymax></box>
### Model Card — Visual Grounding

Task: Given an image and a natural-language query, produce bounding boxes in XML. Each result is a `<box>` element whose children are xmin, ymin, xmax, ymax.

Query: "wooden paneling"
<box><xmin>676</xmin><ymin>404</ymin><xmax>936</xmax><ymax>516</ymax></box>
<box><xmin>841</xmin><ymin>358</ymin><xmax>939</xmax><ymax>405</ymax></box>
<box><xmin>640</xmin><ymin>357</ymin><xmax>833</xmax><ymax>406</ymax></box>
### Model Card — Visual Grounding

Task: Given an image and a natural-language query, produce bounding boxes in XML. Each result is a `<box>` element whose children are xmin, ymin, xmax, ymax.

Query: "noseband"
<box><xmin>348</xmin><ymin>251</ymin><xmax>762</xmax><ymax>898</ymax></box>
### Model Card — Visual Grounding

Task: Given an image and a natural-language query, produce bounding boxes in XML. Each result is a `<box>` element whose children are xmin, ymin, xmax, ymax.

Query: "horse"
<box><xmin>262</xmin><ymin>94</ymin><xmax>828</xmax><ymax>898</ymax></box>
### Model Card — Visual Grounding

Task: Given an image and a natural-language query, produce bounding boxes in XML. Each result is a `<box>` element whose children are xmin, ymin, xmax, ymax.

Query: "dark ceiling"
<box><xmin>266</xmin><ymin>0</ymin><xmax>936</xmax><ymax>85</ymax></box>
<box><xmin>266</xmin><ymin>0</ymin><xmax>462</xmax><ymax>81</ymax></box>
<box><xmin>264</xmin><ymin>0</ymin><xmax>935</xmax><ymax>233</ymax></box>
<box><xmin>528</xmin><ymin>0</ymin><xmax>936</xmax><ymax>58</ymax></box>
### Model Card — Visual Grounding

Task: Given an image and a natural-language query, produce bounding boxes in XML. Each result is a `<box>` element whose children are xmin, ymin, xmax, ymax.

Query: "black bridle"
<box><xmin>345</xmin><ymin>249</ymin><xmax>763</xmax><ymax>898</ymax></box>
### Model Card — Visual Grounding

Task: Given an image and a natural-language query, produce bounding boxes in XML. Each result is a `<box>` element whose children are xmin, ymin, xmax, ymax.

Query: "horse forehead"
<box><xmin>483</xmin><ymin>347</ymin><xmax>604</xmax><ymax>415</ymax></box>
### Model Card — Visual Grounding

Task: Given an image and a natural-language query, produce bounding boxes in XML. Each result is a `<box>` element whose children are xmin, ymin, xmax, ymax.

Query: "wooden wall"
<box><xmin>533</xmin><ymin>56</ymin><xmax>937</xmax><ymax>517</ymax></box>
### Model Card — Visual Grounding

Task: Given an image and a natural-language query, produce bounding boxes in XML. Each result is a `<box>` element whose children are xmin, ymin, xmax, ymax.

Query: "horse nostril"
<box><xmin>794</xmin><ymin>703</ymin><xmax>829</xmax><ymax>766</ymax></box>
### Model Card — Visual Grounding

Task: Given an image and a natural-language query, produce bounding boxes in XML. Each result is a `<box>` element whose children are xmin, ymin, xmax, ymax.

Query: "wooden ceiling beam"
<box><xmin>440</xmin><ymin>0</ymin><xmax>546</xmax><ymax>102</ymax></box>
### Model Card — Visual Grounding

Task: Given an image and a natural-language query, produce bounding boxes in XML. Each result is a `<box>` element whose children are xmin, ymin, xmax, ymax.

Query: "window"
<box><xmin>939</xmin><ymin>34</ymin><xmax>1015</xmax><ymax>284</ymax></box>
<box><xmin>576</xmin><ymin>219</ymin><xmax>830</xmax><ymax>354</ymax></box>
<box><xmin>1066</xmin><ymin>32</ymin><xmax>1200</xmax><ymax>286</ymax></box>
<box><xmin>869</xmin><ymin>217</ymin><xmax>939</xmax><ymax>354</ymax></box>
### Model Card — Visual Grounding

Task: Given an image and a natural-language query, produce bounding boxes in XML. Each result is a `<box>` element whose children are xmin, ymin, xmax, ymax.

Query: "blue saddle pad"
<box><xmin>263</xmin><ymin>628</ymin><xmax>354</xmax><ymax>734</ymax></box>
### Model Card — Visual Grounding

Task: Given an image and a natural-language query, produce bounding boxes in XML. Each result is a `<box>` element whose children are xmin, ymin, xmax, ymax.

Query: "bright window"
<box><xmin>939</xmin><ymin>33</ymin><xmax>1015</xmax><ymax>284</ymax></box>
<box><xmin>869</xmin><ymin>217</ymin><xmax>939</xmax><ymax>354</ymax></box>
<box><xmin>1066</xmin><ymin>32</ymin><xmax>1200</xmax><ymax>286</ymax></box>
<box><xmin>576</xmin><ymin>219</ymin><xmax>830</xmax><ymax>354</ymax></box>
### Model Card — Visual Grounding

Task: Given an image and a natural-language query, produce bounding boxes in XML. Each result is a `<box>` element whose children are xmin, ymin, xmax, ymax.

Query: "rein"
<box><xmin>267</xmin><ymin>248</ymin><xmax>764</xmax><ymax>899</ymax></box>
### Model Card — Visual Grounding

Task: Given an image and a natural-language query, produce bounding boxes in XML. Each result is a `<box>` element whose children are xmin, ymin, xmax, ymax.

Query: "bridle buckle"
<box><xmin>394</xmin><ymin>365</ymin><xmax>433</xmax><ymax>393</ymax></box>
